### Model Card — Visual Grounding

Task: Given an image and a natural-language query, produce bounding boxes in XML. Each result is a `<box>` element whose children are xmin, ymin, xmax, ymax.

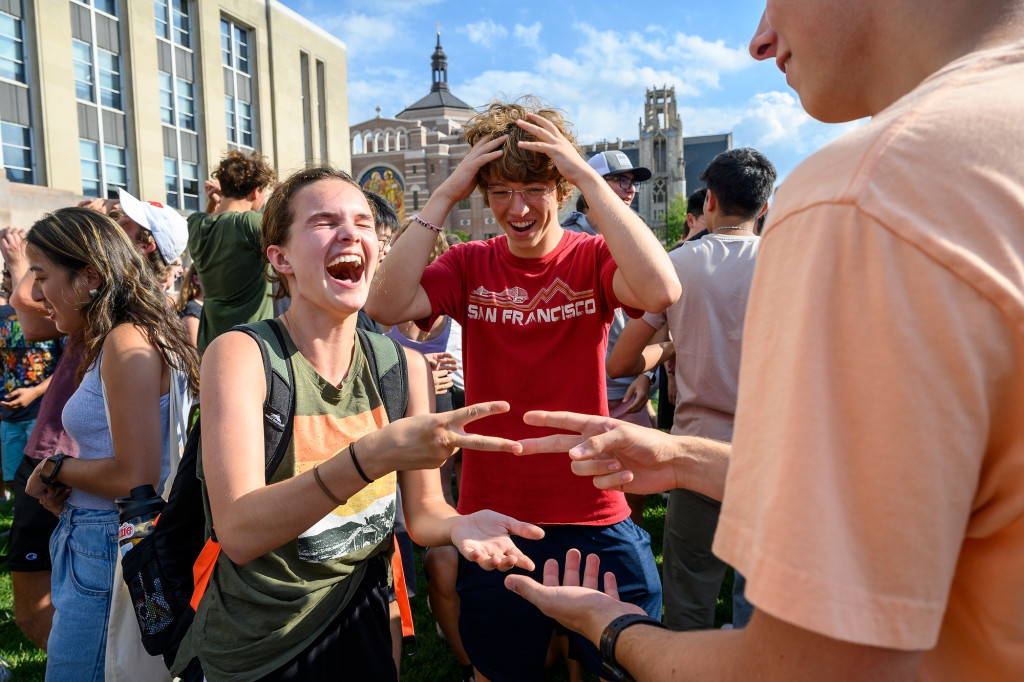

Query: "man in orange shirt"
<box><xmin>504</xmin><ymin>1</ymin><xmax>1024</xmax><ymax>680</ymax></box>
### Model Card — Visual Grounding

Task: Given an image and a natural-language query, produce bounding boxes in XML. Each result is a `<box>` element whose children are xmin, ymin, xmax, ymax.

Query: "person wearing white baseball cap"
<box><xmin>587</xmin><ymin>150</ymin><xmax>651</xmax><ymax>208</ymax></box>
<box><xmin>115</xmin><ymin>187</ymin><xmax>189</xmax><ymax>277</ymax></box>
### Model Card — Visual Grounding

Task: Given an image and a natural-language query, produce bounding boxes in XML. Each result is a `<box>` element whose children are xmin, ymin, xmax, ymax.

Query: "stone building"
<box><xmin>582</xmin><ymin>86</ymin><xmax>732</xmax><ymax>238</ymax></box>
<box><xmin>350</xmin><ymin>32</ymin><xmax>504</xmax><ymax>241</ymax></box>
<box><xmin>352</xmin><ymin>44</ymin><xmax>730</xmax><ymax>242</ymax></box>
<box><xmin>0</xmin><ymin>0</ymin><xmax>349</xmax><ymax>228</ymax></box>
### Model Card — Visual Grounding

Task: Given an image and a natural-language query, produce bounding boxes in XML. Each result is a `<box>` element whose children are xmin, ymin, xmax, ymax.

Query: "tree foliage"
<box><xmin>664</xmin><ymin>194</ymin><xmax>688</xmax><ymax>247</ymax></box>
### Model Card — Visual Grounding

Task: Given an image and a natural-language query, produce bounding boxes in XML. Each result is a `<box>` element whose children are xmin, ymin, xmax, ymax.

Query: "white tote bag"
<box><xmin>101</xmin><ymin>367</ymin><xmax>189</xmax><ymax>681</ymax></box>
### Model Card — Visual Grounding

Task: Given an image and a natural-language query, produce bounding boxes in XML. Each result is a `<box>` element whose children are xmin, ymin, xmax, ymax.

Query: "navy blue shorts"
<box><xmin>457</xmin><ymin>518</ymin><xmax>662</xmax><ymax>681</ymax></box>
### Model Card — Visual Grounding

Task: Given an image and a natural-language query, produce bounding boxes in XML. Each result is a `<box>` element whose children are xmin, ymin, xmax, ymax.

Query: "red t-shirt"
<box><xmin>420</xmin><ymin>230</ymin><xmax>635</xmax><ymax>525</ymax></box>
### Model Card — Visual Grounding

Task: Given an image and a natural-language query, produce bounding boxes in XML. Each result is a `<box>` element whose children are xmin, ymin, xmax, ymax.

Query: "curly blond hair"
<box><xmin>462</xmin><ymin>97</ymin><xmax>580</xmax><ymax>208</ymax></box>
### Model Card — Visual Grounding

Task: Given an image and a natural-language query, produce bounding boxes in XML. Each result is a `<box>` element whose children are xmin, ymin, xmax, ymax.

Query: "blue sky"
<box><xmin>281</xmin><ymin>0</ymin><xmax>862</xmax><ymax>182</ymax></box>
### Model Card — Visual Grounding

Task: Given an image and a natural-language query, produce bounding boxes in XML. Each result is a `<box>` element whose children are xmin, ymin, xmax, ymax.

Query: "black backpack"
<box><xmin>119</xmin><ymin>319</ymin><xmax>408</xmax><ymax>667</ymax></box>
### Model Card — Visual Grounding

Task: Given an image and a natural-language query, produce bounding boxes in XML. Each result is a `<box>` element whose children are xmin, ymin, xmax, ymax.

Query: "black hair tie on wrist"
<box><xmin>349</xmin><ymin>441</ymin><xmax>373</xmax><ymax>484</ymax></box>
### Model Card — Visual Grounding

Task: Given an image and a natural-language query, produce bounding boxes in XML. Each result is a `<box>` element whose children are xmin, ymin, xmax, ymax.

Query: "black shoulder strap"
<box><xmin>356</xmin><ymin>328</ymin><xmax>409</xmax><ymax>424</ymax></box>
<box><xmin>232</xmin><ymin>319</ymin><xmax>296</xmax><ymax>482</ymax></box>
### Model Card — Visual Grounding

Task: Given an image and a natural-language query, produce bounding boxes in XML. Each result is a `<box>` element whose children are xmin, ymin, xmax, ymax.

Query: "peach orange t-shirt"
<box><xmin>714</xmin><ymin>42</ymin><xmax>1024</xmax><ymax>680</ymax></box>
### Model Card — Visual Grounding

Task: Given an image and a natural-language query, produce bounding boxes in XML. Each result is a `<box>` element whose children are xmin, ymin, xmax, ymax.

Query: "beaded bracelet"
<box><xmin>411</xmin><ymin>214</ymin><xmax>443</xmax><ymax>232</ymax></box>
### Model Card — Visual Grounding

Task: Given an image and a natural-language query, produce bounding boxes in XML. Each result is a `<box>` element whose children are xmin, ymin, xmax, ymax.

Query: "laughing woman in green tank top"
<box><xmin>171</xmin><ymin>166</ymin><xmax>544</xmax><ymax>682</ymax></box>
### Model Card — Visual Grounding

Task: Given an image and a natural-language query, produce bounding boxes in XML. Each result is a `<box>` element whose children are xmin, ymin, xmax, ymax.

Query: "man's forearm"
<box><xmin>675</xmin><ymin>435</ymin><xmax>731</xmax><ymax>502</ymax></box>
<box><xmin>577</xmin><ymin>174</ymin><xmax>680</xmax><ymax>312</ymax></box>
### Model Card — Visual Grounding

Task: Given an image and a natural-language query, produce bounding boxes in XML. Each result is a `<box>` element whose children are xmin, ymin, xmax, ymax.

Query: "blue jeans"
<box><xmin>47</xmin><ymin>505</ymin><xmax>118</xmax><ymax>682</ymax></box>
<box><xmin>1</xmin><ymin>418</ymin><xmax>35</xmax><ymax>482</ymax></box>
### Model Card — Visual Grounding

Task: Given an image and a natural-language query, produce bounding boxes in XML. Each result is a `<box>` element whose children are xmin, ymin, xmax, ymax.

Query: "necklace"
<box><xmin>715</xmin><ymin>226</ymin><xmax>749</xmax><ymax>231</ymax></box>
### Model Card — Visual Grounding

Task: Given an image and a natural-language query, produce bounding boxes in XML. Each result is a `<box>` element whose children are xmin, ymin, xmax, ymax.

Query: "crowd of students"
<box><xmin>0</xmin><ymin>1</ymin><xmax>1022</xmax><ymax>681</ymax></box>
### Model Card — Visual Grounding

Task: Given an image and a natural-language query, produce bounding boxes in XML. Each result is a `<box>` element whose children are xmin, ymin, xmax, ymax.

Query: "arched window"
<box><xmin>653</xmin><ymin>178</ymin><xmax>667</xmax><ymax>204</ymax></box>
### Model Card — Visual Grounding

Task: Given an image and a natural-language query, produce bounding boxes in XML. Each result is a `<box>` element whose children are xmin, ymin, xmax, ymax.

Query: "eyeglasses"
<box><xmin>605</xmin><ymin>175</ymin><xmax>641</xmax><ymax>190</ymax></box>
<box><xmin>486</xmin><ymin>186</ymin><xmax>556</xmax><ymax>204</ymax></box>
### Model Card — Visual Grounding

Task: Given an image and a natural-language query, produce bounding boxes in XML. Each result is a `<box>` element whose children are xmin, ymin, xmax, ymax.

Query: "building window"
<box><xmin>653</xmin><ymin>177</ymin><xmax>667</xmax><ymax>204</ymax></box>
<box><xmin>104</xmin><ymin>143</ymin><xmax>127</xmax><ymax>194</ymax></box>
<box><xmin>72</xmin><ymin>39</ymin><xmax>94</xmax><ymax>101</ymax></box>
<box><xmin>458</xmin><ymin>198</ymin><xmax>471</xmax><ymax>210</ymax></box>
<box><xmin>155</xmin><ymin>0</ymin><xmax>191</xmax><ymax>48</ymax></box>
<box><xmin>73</xmin><ymin>0</ymin><xmax>131</xmax><ymax>197</ymax></box>
<box><xmin>221</xmin><ymin>17</ymin><xmax>255</xmax><ymax>150</ymax></box>
<box><xmin>300</xmin><ymin>52</ymin><xmax>312</xmax><ymax>161</ymax></box>
<box><xmin>0</xmin><ymin>11</ymin><xmax>27</xmax><ymax>83</ymax></box>
<box><xmin>0</xmin><ymin>4</ymin><xmax>34</xmax><ymax>185</ymax></box>
<box><xmin>164</xmin><ymin>157</ymin><xmax>199</xmax><ymax>210</ymax></box>
<box><xmin>158</xmin><ymin>0</ymin><xmax>199</xmax><ymax>209</ymax></box>
<box><xmin>654</xmin><ymin>138</ymin><xmax>666</xmax><ymax>173</ymax></box>
<box><xmin>90</xmin><ymin>0</ymin><xmax>117</xmax><ymax>16</ymax></box>
<box><xmin>316</xmin><ymin>59</ymin><xmax>328</xmax><ymax>161</ymax></box>
<box><xmin>413</xmin><ymin>190</ymin><xmax>419</xmax><ymax>210</ymax></box>
<box><xmin>2</xmin><ymin>122</ymin><xmax>32</xmax><ymax>184</ymax></box>
<box><xmin>96</xmin><ymin>48</ymin><xmax>121</xmax><ymax>109</ymax></box>
<box><xmin>79</xmin><ymin>139</ymin><xmax>101</xmax><ymax>197</ymax></box>
<box><xmin>159</xmin><ymin>72</ymin><xmax>173</xmax><ymax>124</ymax></box>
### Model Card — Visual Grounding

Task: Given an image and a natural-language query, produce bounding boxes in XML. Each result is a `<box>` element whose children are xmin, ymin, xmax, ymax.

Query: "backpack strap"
<box><xmin>356</xmin><ymin>328</ymin><xmax>409</xmax><ymax>424</ymax></box>
<box><xmin>232</xmin><ymin>319</ymin><xmax>297</xmax><ymax>482</ymax></box>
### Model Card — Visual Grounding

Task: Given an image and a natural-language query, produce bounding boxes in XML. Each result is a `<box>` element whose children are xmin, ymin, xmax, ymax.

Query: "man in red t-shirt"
<box><xmin>367</xmin><ymin>99</ymin><xmax>679</xmax><ymax>681</ymax></box>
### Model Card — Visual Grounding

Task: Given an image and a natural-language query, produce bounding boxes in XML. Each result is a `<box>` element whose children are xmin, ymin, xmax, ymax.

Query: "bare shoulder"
<box><xmin>204</xmin><ymin>329</ymin><xmax>264</xmax><ymax>375</ymax></box>
<box><xmin>201</xmin><ymin>329</ymin><xmax>268</xmax><ymax>402</ymax></box>
<box><xmin>102</xmin><ymin>323</ymin><xmax>157</xmax><ymax>352</ymax></box>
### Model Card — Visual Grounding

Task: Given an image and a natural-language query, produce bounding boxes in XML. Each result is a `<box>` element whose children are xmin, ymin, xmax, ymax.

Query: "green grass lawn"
<box><xmin>0</xmin><ymin>494</ymin><xmax>733</xmax><ymax>681</ymax></box>
<box><xmin>0</xmin><ymin>497</ymin><xmax>47</xmax><ymax>681</ymax></box>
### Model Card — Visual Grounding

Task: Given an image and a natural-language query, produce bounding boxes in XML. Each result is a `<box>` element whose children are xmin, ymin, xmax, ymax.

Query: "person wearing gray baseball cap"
<box><xmin>587</xmin><ymin>150</ymin><xmax>651</xmax><ymax>207</ymax></box>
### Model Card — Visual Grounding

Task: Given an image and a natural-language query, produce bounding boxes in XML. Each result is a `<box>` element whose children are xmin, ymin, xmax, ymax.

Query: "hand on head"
<box><xmin>435</xmin><ymin>134</ymin><xmax>507</xmax><ymax>206</ymax></box>
<box><xmin>0</xmin><ymin>226</ymin><xmax>27</xmax><ymax>265</ymax></box>
<box><xmin>514</xmin><ymin>113</ymin><xmax>589</xmax><ymax>187</ymax></box>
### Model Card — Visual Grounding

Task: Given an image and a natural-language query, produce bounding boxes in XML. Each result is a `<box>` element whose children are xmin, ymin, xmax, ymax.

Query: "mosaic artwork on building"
<box><xmin>361</xmin><ymin>167</ymin><xmax>405</xmax><ymax>220</ymax></box>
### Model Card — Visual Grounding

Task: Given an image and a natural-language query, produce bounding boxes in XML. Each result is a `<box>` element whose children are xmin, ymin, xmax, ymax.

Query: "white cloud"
<box><xmin>514</xmin><ymin>22</ymin><xmax>542</xmax><ymax>49</ymax></box>
<box><xmin>460</xmin><ymin>20</ymin><xmax>509</xmax><ymax>48</ymax></box>
<box><xmin>310</xmin><ymin>12</ymin><xmax>399</xmax><ymax>59</ymax></box>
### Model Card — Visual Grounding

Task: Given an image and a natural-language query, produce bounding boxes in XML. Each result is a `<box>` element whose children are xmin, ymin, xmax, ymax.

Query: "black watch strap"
<box><xmin>599</xmin><ymin>613</ymin><xmax>667</xmax><ymax>681</ymax></box>
<box><xmin>41</xmin><ymin>453</ymin><xmax>69</xmax><ymax>487</ymax></box>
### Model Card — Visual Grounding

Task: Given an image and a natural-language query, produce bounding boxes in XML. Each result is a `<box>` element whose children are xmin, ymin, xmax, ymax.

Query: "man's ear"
<box><xmin>755</xmin><ymin>200</ymin><xmax>769</xmax><ymax>219</ymax></box>
<box><xmin>704</xmin><ymin>189</ymin><xmax>718</xmax><ymax>215</ymax></box>
<box><xmin>141</xmin><ymin>240</ymin><xmax>157</xmax><ymax>255</ymax></box>
<box><xmin>266</xmin><ymin>244</ymin><xmax>293</xmax><ymax>277</ymax></box>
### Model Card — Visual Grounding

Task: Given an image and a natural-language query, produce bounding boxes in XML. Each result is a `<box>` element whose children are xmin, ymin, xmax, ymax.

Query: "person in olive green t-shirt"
<box><xmin>188</xmin><ymin>150</ymin><xmax>277</xmax><ymax>353</ymax></box>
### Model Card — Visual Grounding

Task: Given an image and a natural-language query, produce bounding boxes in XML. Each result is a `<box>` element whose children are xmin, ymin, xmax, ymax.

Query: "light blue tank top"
<box><xmin>62</xmin><ymin>351</ymin><xmax>176</xmax><ymax>511</ymax></box>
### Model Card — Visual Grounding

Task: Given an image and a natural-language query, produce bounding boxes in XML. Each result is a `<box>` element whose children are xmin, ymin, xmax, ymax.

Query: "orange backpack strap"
<box><xmin>391</xmin><ymin>541</ymin><xmax>416</xmax><ymax>653</ymax></box>
<box><xmin>190</xmin><ymin>538</ymin><xmax>222</xmax><ymax>611</ymax></box>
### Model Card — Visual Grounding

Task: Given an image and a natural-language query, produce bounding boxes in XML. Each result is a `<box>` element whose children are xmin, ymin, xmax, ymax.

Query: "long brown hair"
<box><xmin>175</xmin><ymin>263</ymin><xmax>202</xmax><ymax>312</ymax></box>
<box><xmin>27</xmin><ymin>207</ymin><xmax>200</xmax><ymax>394</ymax></box>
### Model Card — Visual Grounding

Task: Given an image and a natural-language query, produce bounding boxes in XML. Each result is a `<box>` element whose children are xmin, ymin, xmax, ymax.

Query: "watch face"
<box><xmin>41</xmin><ymin>459</ymin><xmax>56</xmax><ymax>479</ymax></box>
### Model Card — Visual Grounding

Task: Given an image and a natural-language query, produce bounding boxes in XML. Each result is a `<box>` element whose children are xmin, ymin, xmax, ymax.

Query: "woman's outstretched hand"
<box><xmin>451</xmin><ymin>509</ymin><xmax>545</xmax><ymax>571</ymax></box>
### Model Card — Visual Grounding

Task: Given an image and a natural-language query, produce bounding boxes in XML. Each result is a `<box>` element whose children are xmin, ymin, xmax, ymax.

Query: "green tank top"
<box><xmin>176</xmin><ymin>321</ymin><xmax>397</xmax><ymax>681</ymax></box>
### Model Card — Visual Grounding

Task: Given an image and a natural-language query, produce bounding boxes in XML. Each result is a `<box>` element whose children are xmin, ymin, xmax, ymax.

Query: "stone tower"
<box><xmin>638</xmin><ymin>87</ymin><xmax>686</xmax><ymax>229</ymax></box>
